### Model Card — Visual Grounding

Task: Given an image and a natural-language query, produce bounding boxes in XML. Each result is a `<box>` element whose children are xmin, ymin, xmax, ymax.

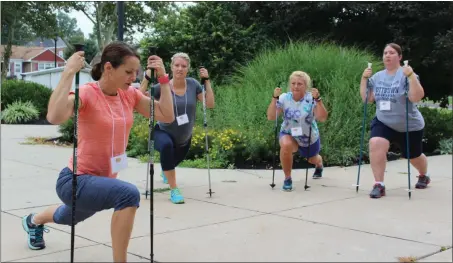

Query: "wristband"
<box><xmin>315</xmin><ymin>97</ymin><xmax>322</xmax><ymax>102</ymax></box>
<box><xmin>158</xmin><ymin>74</ymin><xmax>170</xmax><ymax>84</ymax></box>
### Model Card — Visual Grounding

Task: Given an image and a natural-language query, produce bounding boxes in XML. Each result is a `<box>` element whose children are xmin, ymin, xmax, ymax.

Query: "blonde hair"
<box><xmin>288</xmin><ymin>71</ymin><xmax>312</xmax><ymax>91</ymax></box>
<box><xmin>171</xmin><ymin>52</ymin><xmax>191</xmax><ymax>70</ymax></box>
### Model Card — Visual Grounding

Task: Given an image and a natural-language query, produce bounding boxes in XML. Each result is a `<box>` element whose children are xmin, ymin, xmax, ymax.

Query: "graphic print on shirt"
<box><xmin>277</xmin><ymin>92</ymin><xmax>319</xmax><ymax>147</ymax></box>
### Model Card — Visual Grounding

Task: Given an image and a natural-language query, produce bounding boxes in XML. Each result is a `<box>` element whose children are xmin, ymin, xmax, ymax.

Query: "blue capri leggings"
<box><xmin>53</xmin><ymin>167</ymin><xmax>140</xmax><ymax>225</ymax></box>
<box><xmin>153</xmin><ymin>125</ymin><xmax>191</xmax><ymax>171</ymax></box>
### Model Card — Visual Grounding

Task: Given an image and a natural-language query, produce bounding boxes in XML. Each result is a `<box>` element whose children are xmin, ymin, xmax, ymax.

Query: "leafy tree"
<box><xmin>54</xmin><ymin>11</ymin><xmax>84</xmax><ymax>47</ymax></box>
<box><xmin>148</xmin><ymin>1</ymin><xmax>451</xmax><ymax>103</ymax></box>
<box><xmin>60</xmin><ymin>1</ymin><xmax>174</xmax><ymax>52</ymax></box>
<box><xmin>141</xmin><ymin>2</ymin><xmax>267</xmax><ymax>84</ymax></box>
<box><xmin>1</xmin><ymin>1</ymin><xmax>58</xmax><ymax>79</ymax></box>
<box><xmin>63</xmin><ymin>37</ymin><xmax>99</xmax><ymax>64</ymax></box>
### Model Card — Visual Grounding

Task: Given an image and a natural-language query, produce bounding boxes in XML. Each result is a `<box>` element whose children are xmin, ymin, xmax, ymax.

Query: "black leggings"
<box><xmin>153</xmin><ymin>125</ymin><xmax>191</xmax><ymax>171</ymax></box>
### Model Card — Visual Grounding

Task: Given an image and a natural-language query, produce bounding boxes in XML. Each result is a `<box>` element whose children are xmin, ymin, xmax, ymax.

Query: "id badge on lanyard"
<box><xmin>100</xmin><ymin>83</ymin><xmax>128</xmax><ymax>174</ymax></box>
<box><xmin>172</xmin><ymin>83</ymin><xmax>189</xmax><ymax>126</ymax></box>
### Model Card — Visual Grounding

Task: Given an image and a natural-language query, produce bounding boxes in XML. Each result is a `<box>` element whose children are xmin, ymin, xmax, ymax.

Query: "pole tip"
<box><xmin>404</xmin><ymin>60</ymin><xmax>409</xmax><ymax>66</ymax></box>
<box><xmin>368</xmin><ymin>62</ymin><xmax>372</xmax><ymax>69</ymax></box>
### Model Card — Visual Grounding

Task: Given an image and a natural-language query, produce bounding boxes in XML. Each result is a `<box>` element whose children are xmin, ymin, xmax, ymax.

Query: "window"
<box><xmin>38</xmin><ymin>63</ymin><xmax>55</xmax><ymax>70</ymax></box>
<box><xmin>58</xmin><ymin>51</ymin><xmax>63</xmax><ymax>58</ymax></box>
<box><xmin>15</xmin><ymin>62</ymin><xmax>21</xmax><ymax>74</ymax></box>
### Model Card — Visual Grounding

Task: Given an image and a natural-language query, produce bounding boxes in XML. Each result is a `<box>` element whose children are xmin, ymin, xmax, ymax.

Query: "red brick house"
<box><xmin>0</xmin><ymin>45</ymin><xmax>66</xmax><ymax>78</ymax></box>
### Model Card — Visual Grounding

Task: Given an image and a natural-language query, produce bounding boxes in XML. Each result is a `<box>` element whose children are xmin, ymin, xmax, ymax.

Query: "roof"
<box><xmin>20</xmin><ymin>66</ymin><xmax>92</xmax><ymax>76</ymax></box>
<box><xmin>0</xmin><ymin>45</ymin><xmax>67</xmax><ymax>61</ymax></box>
<box><xmin>26</xmin><ymin>37</ymin><xmax>67</xmax><ymax>48</ymax></box>
<box><xmin>0</xmin><ymin>45</ymin><xmax>45</xmax><ymax>60</ymax></box>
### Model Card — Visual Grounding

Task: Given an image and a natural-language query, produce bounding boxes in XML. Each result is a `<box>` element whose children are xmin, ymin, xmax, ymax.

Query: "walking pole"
<box><xmin>270</xmin><ymin>82</ymin><xmax>283</xmax><ymax>189</ymax></box>
<box><xmin>70</xmin><ymin>43</ymin><xmax>85</xmax><ymax>263</ymax></box>
<box><xmin>354</xmin><ymin>62</ymin><xmax>372</xmax><ymax>192</ymax></box>
<box><xmin>404</xmin><ymin>60</ymin><xmax>412</xmax><ymax>200</ymax></box>
<box><xmin>200</xmin><ymin>66</ymin><xmax>214</xmax><ymax>197</ymax></box>
<box><xmin>146</xmin><ymin>46</ymin><xmax>157</xmax><ymax>262</ymax></box>
<box><xmin>304</xmin><ymin>80</ymin><xmax>317</xmax><ymax>191</ymax></box>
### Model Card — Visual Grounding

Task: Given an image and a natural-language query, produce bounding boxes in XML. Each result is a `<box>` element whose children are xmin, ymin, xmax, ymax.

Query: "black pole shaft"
<box><xmin>71</xmin><ymin>43</ymin><xmax>84</xmax><ymax>263</ymax></box>
<box><xmin>117</xmin><ymin>1</ymin><xmax>124</xmax><ymax>41</ymax></box>
<box><xmin>54</xmin><ymin>37</ymin><xmax>57</xmax><ymax>68</ymax></box>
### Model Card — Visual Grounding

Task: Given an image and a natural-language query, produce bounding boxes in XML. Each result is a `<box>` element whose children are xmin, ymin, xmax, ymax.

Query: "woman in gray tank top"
<box><xmin>359</xmin><ymin>43</ymin><xmax>430</xmax><ymax>199</ymax></box>
<box><xmin>140</xmin><ymin>52</ymin><xmax>215</xmax><ymax>204</ymax></box>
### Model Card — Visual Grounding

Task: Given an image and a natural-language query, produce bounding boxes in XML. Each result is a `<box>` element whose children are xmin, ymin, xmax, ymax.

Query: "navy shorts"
<box><xmin>53</xmin><ymin>167</ymin><xmax>140</xmax><ymax>226</ymax></box>
<box><xmin>279</xmin><ymin>132</ymin><xmax>321</xmax><ymax>158</ymax></box>
<box><xmin>370</xmin><ymin>117</ymin><xmax>424</xmax><ymax>159</ymax></box>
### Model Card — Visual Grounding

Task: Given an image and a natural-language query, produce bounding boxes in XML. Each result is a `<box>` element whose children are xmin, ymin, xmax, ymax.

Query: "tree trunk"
<box><xmin>1</xmin><ymin>17</ymin><xmax>15</xmax><ymax>80</ymax></box>
<box><xmin>95</xmin><ymin>2</ymin><xmax>104</xmax><ymax>50</ymax></box>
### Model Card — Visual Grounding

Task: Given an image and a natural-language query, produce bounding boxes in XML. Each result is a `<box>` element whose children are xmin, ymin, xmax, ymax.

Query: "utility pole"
<box><xmin>117</xmin><ymin>1</ymin><xmax>124</xmax><ymax>41</ymax></box>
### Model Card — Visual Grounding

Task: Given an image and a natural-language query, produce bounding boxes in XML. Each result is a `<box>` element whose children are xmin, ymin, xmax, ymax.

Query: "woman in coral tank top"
<box><xmin>21</xmin><ymin>41</ymin><xmax>175</xmax><ymax>262</ymax></box>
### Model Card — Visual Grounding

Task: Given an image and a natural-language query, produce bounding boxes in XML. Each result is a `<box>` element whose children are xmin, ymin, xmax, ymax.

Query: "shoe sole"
<box><xmin>22</xmin><ymin>216</ymin><xmax>45</xmax><ymax>250</ymax></box>
<box><xmin>370</xmin><ymin>192</ymin><xmax>386</xmax><ymax>198</ymax></box>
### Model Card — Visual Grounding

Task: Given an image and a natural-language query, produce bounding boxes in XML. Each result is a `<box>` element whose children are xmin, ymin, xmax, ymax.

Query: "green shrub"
<box><xmin>438</xmin><ymin>137</ymin><xmax>452</xmax><ymax>155</ymax></box>
<box><xmin>197</xmin><ymin>41</ymin><xmax>380</xmax><ymax>167</ymax></box>
<box><xmin>58</xmin><ymin>117</ymin><xmax>74</xmax><ymax>143</ymax></box>
<box><xmin>1</xmin><ymin>80</ymin><xmax>53</xmax><ymax>119</ymax></box>
<box><xmin>418</xmin><ymin>107</ymin><xmax>453</xmax><ymax>154</ymax></box>
<box><xmin>1</xmin><ymin>100</ymin><xmax>39</xmax><ymax>124</ymax></box>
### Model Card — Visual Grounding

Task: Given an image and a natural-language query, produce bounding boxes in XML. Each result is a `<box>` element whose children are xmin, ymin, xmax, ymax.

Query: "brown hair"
<box><xmin>384</xmin><ymin>43</ymin><xmax>402</xmax><ymax>56</ymax></box>
<box><xmin>91</xmin><ymin>41</ymin><xmax>140</xmax><ymax>81</ymax></box>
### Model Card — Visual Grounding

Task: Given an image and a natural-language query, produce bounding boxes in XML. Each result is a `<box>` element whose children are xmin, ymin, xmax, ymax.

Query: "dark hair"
<box><xmin>91</xmin><ymin>41</ymin><xmax>140</xmax><ymax>81</ymax></box>
<box><xmin>384</xmin><ymin>43</ymin><xmax>402</xmax><ymax>56</ymax></box>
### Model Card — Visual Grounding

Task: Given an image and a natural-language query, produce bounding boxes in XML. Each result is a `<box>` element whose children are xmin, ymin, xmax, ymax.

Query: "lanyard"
<box><xmin>97</xmin><ymin>82</ymin><xmax>126</xmax><ymax>157</ymax></box>
<box><xmin>170</xmin><ymin>80</ymin><xmax>187</xmax><ymax>116</ymax></box>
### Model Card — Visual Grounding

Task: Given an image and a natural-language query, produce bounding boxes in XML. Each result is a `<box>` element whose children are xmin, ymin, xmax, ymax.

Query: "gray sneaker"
<box><xmin>369</xmin><ymin>184</ymin><xmax>386</xmax><ymax>198</ymax></box>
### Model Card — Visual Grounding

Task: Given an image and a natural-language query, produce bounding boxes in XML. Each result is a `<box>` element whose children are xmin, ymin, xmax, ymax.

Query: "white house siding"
<box><xmin>21</xmin><ymin>67</ymin><xmax>93</xmax><ymax>91</ymax></box>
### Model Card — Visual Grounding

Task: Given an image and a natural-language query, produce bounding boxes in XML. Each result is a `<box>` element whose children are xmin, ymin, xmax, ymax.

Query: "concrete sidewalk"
<box><xmin>1</xmin><ymin>124</ymin><xmax>452</xmax><ymax>262</ymax></box>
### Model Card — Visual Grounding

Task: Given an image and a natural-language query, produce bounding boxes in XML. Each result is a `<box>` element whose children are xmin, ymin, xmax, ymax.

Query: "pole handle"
<box><xmin>199</xmin><ymin>66</ymin><xmax>208</xmax><ymax>85</ymax></box>
<box><xmin>73</xmin><ymin>44</ymin><xmax>85</xmax><ymax>86</ymax></box>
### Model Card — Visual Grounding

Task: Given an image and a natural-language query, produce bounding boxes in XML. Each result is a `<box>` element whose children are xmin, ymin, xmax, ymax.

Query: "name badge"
<box><xmin>111</xmin><ymin>153</ymin><xmax>128</xmax><ymax>174</ymax></box>
<box><xmin>380</xmin><ymin>101</ymin><xmax>391</xmax><ymax>111</ymax></box>
<box><xmin>176</xmin><ymin>114</ymin><xmax>189</xmax><ymax>126</ymax></box>
<box><xmin>291</xmin><ymin>127</ymin><xmax>303</xmax><ymax>136</ymax></box>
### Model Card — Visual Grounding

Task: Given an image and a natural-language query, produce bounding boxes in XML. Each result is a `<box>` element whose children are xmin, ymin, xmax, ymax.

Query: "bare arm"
<box><xmin>47</xmin><ymin>52</ymin><xmax>85</xmax><ymax>124</ymax></box>
<box><xmin>135</xmin><ymin>81</ymin><xmax>174</xmax><ymax>123</ymax></box>
<box><xmin>267</xmin><ymin>87</ymin><xmax>283</xmax><ymax>120</ymax></box>
<box><xmin>139</xmin><ymin>69</ymin><xmax>151</xmax><ymax>94</ymax></box>
<box><xmin>197</xmin><ymin>79</ymin><xmax>215</xmax><ymax>108</ymax></box>
<box><xmin>267</xmin><ymin>97</ymin><xmax>282</xmax><ymax>120</ymax></box>
<box><xmin>407</xmin><ymin>74</ymin><xmax>424</xmax><ymax>102</ymax></box>
<box><xmin>135</xmin><ymin>55</ymin><xmax>174</xmax><ymax>123</ymax></box>
<box><xmin>313</xmin><ymin>100</ymin><xmax>328</xmax><ymax>122</ymax></box>
<box><xmin>196</xmin><ymin>68</ymin><xmax>215</xmax><ymax>108</ymax></box>
<box><xmin>360</xmin><ymin>76</ymin><xmax>375</xmax><ymax>103</ymax></box>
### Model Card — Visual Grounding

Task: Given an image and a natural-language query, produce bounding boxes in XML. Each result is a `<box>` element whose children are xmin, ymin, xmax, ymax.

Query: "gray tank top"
<box><xmin>152</xmin><ymin>77</ymin><xmax>203</xmax><ymax>146</ymax></box>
